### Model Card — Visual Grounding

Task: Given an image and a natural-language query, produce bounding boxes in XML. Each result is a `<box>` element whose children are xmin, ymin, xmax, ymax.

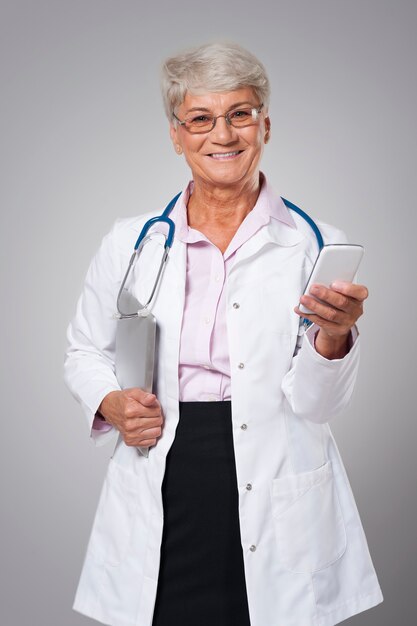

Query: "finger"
<box><xmin>294</xmin><ymin>305</ymin><xmax>330</xmax><ymax>325</ymax></box>
<box><xmin>125</xmin><ymin>415</ymin><xmax>163</xmax><ymax>432</ymax></box>
<box><xmin>125</xmin><ymin>425</ymin><xmax>161</xmax><ymax>440</ymax></box>
<box><xmin>124</xmin><ymin>426</ymin><xmax>162</xmax><ymax>447</ymax></box>
<box><xmin>125</xmin><ymin>436</ymin><xmax>158</xmax><ymax>448</ymax></box>
<box><xmin>298</xmin><ymin>296</ymin><xmax>351</xmax><ymax>325</ymax></box>
<box><xmin>308</xmin><ymin>284</ymin><xmax>354</xmax><ymax>313</ymax></box>
<box><xmin>294</xmin><ymin>305</ymin><xmax>327</xmax><ymax>326</ymax></box>
<box><xmin>294</xmin><ymin>305</ymin><xmax>349</xmax><ymax>335</ymax></box>
<box><xmin>329</xmin><ymin>281</ymin><xmax>369</xmax><ymax>302</ymax></box>
<box><xmin>124</xmin><ymin>401</ymin><xmax>161</xmax><ymax>419</ymax></box>
<box><xmin>134</xmin><ymin>438</ymin><xmax>157</xmax><ymax>447</ymax></box>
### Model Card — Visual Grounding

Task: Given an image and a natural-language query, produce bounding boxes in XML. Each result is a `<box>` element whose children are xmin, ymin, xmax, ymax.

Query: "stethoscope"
<box><xmin>116</xmin><ymin>192</ymin><xmax>324</xmax><ymax>321</ymax></box>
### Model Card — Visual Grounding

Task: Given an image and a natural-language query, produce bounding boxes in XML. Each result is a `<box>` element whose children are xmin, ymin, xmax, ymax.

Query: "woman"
<box><xmin>64</xmin><ymin>42</ymin><xmax>383</xmax><ymax>626</ymax></box>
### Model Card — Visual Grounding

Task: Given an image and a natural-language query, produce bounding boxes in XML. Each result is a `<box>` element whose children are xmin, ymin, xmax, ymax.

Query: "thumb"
<box><xmin>125</xmin><ymin>387</ymin><xmax>156</xmax><ymax>405</ymax></box>
<box><xmin>141</xmin><ymin>392</ymin><xmax>157</xmax><ymax>406</ymax></box>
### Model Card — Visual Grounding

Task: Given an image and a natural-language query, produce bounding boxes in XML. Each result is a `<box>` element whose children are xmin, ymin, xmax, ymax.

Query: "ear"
<box><xmin>170</xmin><ymin>123</ymin><xmax>182</xmax><ymax>154</ymax></box>
<box><xmin>264</xmin><ymin>116</ymin><xmax>271</xmax><ymax>143</ymax></box>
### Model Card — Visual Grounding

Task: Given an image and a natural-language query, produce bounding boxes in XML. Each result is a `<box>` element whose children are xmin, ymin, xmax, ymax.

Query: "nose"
<box><xmin>210</xmin><ymin>115</ymin><xmax>237</xmax><ymax>143</ymax></box>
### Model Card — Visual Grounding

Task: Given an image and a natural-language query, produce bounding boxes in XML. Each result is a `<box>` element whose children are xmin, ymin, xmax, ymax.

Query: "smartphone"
<box><xmin>299</xmin><ymin>244</ymin><xmax>364</xmax><ymax>314</ymax></box>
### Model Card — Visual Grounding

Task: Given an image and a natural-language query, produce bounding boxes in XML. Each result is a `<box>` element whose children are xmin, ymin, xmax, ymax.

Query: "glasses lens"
<box><xmin>185</xmin><ymin>113</ymin><xmax>214</xmax><ymax>133</ymax></box>
<box><xmin>229</xmin><ymin>107</ymin><xmax>261</xmax><ymax>127</ymax></box>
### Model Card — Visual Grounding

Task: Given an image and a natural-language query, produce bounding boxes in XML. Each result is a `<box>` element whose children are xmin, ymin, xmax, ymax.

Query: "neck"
<box><xmin>187</xmin><ymin>173</ymin><xmax>262</xmax><ymax>230</ymax></box>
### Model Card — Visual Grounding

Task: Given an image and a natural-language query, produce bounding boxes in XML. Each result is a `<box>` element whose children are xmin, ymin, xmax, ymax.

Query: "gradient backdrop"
<box><xmin>1</xmin><ymin>1</ymin><xmax>416</xmax><ymax>624</ymax></box>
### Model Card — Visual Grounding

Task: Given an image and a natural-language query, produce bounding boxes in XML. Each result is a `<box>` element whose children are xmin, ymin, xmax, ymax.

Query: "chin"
<box><xmin>203</xmin><ymin>165</ymin><xmax>253</xmax><ymax>186</ymax></box>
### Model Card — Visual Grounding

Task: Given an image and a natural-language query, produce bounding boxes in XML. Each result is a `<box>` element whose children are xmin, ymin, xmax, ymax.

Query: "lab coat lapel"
<box><xmin>229</xmin><ymin>217</ymin><xmax>306</xmax><ymax>276</ymax></box>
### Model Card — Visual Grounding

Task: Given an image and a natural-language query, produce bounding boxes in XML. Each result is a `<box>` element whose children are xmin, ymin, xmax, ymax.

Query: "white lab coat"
<box><xmin>64</xmin><ymin>193</ymin><xmax>383</xmax><ymax>626</ymax></box>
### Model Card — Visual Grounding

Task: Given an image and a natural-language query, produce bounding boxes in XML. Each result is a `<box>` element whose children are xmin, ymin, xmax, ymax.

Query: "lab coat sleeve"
<box><xmin>64</xmin><ymin>221</ymin><xmax>125</xmax><ymax>446</ymax></box>
<box><xmin>281</xmin><ymin>322</ymin><xmax>360</xmax><ymax>424</ymax></box>
<box><xmin>282</xmin><ymin>325</ymin><xmax>360</xmax><ymax>424</ymax></box>
<box><xmin>281</xmin><ymin>222</ymin><xmax>362</xmax><ymax>423</ymax></box>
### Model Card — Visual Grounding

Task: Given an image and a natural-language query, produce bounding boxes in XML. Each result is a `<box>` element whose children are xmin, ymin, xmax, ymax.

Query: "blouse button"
<box><xmin>233</xmin><ymin>302</ymin><xmax>240</xmax><ymax>309</ymax></box>
<box><xmin>246</xmin><ymin>483</ymin><xmax>252</xmax><ymax>491</ymax></box>
<box><xmin>250</xmin><ymin>545</ymin><xmax>257</xmax><ymax>552</ymax></box>
<box><xmin>240</xmin><ymin>423</ymin><xmax>247</xmax><ymax>430</ymax></box>
<box><xmin>238</xmin><ymin>362</ymin><xmax>245</xmax><ymax>369</ymax></box>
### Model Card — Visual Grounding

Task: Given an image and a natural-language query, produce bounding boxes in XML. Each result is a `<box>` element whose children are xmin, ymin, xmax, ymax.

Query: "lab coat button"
<box><xmin>250</xmin><ymin>544</ymin><xmax>257</xmax><ymax>552</ymax></box>
<box><xmin>233</xmin><ymin>302</ymin><xmax>240</xmax><ymax>309</ymax></box>
<box><xmin>240</xmin><ymin>423</ymin><xmax>247</xmax><ymax>430</ymax></box>
<box><xmin>238</xmin><ymin>362</ymin><xmax>245</xmax><ymax>369</ymax></box>
<box><xmin>246</xmin><ymin>483</ymin><xmax>252</xmax><ymax>491</ymax></box>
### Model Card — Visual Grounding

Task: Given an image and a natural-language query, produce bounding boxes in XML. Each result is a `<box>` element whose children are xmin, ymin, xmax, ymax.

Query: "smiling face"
<box><xmin>170</xmin><ymin>87</ymin><xmax>270</xmax><ymax>190</ymax></box>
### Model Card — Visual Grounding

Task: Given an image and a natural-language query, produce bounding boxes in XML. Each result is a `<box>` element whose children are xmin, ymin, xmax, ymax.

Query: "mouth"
<box><xmin>207</xmin><ymin>150</ymin><xmax>244</xmax><ymax>160</ymax></box>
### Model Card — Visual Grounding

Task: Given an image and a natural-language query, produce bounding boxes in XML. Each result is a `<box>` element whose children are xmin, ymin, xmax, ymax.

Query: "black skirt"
<box><xmin>152</xmin><ymin>401</ymin><xmax>251</xmax><ymax>626</ymax></box>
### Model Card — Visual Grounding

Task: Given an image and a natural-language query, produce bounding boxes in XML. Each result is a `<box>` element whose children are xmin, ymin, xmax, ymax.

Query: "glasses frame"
<box><xmin>173</xmin><ymin>103</ymin><xmax>264</xmax><ymax>134</ymax></box>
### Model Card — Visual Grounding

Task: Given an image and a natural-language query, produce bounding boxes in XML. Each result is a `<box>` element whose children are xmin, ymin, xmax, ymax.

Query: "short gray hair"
<box><xmin>160</xmin><ymin>41</ymin><xmax>270</xmax><ymax>122</ymax></box>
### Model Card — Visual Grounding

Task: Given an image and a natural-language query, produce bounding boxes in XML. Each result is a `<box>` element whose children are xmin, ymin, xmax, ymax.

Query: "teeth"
<box><xmin>210</xmin><ymin>151</ymin><xmax>240</xmax><ymax>158</ymax></box>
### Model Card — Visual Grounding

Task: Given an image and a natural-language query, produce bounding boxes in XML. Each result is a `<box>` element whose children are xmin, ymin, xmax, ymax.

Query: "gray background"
<box><xmin>1</xmin><ymin>0</ymin><xmax>415</xmax><ymax>624</ymax></box>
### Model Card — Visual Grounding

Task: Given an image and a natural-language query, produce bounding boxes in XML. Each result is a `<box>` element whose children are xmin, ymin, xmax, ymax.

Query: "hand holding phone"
<box><xmin>299</xmin><ymin>244</ymin><xmax>364</xmax><ymax>314</ymax></box>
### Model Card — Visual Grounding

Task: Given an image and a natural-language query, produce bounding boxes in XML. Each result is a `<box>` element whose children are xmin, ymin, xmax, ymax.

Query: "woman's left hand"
<box><xmin>294</xmin><ymin>281</ymin><xmax>369</xmax><ymax>359</ymax></box>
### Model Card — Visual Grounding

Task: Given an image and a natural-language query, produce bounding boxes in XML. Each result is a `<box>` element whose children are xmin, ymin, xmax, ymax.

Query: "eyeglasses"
<box><xmin>173</xmin><ymin>103</ymin><xmax>264</xmax><ymax>134</ymax></box>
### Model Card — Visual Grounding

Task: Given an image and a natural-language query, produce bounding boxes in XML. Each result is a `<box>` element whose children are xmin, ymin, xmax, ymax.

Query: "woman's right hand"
<box><xmin>98</xmin><ymin>388</ymin><xmax>164</xmax><ymax>448</ymax></box>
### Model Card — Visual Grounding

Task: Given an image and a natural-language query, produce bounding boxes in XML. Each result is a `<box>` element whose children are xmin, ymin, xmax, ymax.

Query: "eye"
<box><xmin>229</xmin><ymin>108</ymin><xmax>252</xmax><ymax>119</ymax></box>
<box><xmin>190</xmin><ymin>114</ymin><xmax>212</xmax><ymax>124</ymax></box>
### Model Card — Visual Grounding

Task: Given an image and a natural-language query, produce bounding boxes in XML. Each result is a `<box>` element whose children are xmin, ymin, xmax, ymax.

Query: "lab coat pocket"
<box><xmin>270</xmin><ymin>460</ymin><xmax>346</xmax><ymax>573</ymax></box>
<box><xmin>87</xmin><ymin>460</ymin><xmax>140</xmax><ymax>567</ymax></box>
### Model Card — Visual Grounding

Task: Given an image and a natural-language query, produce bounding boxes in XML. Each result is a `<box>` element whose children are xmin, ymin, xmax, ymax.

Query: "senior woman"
<box><xmin>64</xmin><ymin>42</ymin><xmax>383</xmax><ymax>626</ymax></box>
